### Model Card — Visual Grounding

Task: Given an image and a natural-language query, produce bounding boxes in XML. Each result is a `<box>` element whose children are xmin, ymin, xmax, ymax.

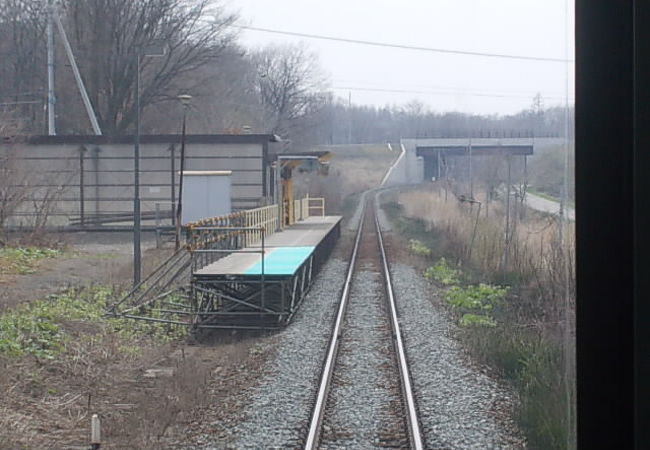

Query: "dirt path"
<box><xmin>526</xmin><ymin>192</ymin><xmax>575</xmax><ymax>221</ymax></box>
<box><xmin>0</xmin><ymin>232</ymin><xmax>166</xmax><ymax>310</ymax></box>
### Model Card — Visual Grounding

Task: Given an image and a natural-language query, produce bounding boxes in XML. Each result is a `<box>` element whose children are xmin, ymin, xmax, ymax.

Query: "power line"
<box><xmin>234</xmin><ymin>25</ymin><xmax>573</xmax><ymax>63</ymax></box>
<box><xmin>331</xmin><ymin>85</ymin><xmax>574</xmax><ymax>101</ymax></box>
<box><xmin>332</xmin><ymin>78</ymin><xmax>569</xmax><ymax>98</ymax></box>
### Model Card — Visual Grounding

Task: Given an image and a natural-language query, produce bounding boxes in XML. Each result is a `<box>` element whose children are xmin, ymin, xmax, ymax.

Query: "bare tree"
<box><xmin>253</xmin><ymin>44</ymin><xmax>327</xmax><ymax>137</ymax></box>
<box><xmin>57</xmin><ymin>0</ymin><xmax>238</xmax><ymax>134</ymax></box>
<box><xmin>141</xmin><ymin>45</ymin><xmax>261</xmax><ymax>134</ymax></box>
<box><xmin>0</xmin><ymin>113</ymin><xmax>29</xmax><ymax>235</ymax></box>
<box><xmin>0</xmin><ymin>1</ymin><xmax>47</xmax><ymax>133</ymax></box>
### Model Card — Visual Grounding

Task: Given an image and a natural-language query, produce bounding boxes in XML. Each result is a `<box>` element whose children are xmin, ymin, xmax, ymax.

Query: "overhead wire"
<box><xmin>330</xmin><ymin>85</ymin><xmax>573</xmax><ymax>101</ymax></box>
<box><xmin>233</xmin><ymin>25</ymin><xmax>573</xmax><ymax>63</ymax></box>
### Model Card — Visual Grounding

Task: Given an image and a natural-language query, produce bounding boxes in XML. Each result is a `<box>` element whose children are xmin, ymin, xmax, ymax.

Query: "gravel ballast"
<box><xmin>200</xmin><ymin>256</ymin><xmax>348</xmax><ymax>449</ymax></box>
<box><xmin>320</xmin><ymin>266</ymin><xmax>408</xmax><ymax>449</ymax></box>
<box><xmin>390</xmin><ymin>262</ymin><xmax>526</xmax><ymax>449</ymax></box>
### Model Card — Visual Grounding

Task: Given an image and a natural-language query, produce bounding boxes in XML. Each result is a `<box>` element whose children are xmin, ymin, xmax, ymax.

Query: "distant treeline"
<box><xmin>0</xmin><ymin>0</ymin><xmax>573</xmax><ymax>149</ymax></box>
<box><xmin>303</xmin><ymin>100</ymin><xmax>573</xmax><ymax>147</ymax></box>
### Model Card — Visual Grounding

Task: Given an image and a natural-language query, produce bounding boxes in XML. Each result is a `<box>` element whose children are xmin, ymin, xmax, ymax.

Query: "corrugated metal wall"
<box><xmin>1</xmin><ymin>135</ymin><xmax>274</xmax><ymax>227</ymax></box>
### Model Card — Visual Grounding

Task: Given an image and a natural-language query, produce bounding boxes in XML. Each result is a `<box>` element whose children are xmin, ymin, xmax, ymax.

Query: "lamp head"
<box><xmin>177</xmin><ymin>94</ymin><xmax>192</xmax><ymax>106</ymax></box>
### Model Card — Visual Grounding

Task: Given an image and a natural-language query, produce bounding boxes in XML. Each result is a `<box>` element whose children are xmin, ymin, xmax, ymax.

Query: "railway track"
<box><xmin>304</xmin><ymin>194</ymin><xmax>424</xmax><ymax>449</ymax></box>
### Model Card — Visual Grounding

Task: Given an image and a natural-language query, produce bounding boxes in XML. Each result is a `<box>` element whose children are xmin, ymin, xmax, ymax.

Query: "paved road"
<box><xmin>525</xmin><ymin>192</ymin><xmax>575</xmax><ymax>221</ymax></box>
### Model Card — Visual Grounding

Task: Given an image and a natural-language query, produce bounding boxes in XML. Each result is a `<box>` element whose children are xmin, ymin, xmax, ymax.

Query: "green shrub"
<box><xmin>407</xmin><ymin>239</ymin><xmax>431</xmax><ymax>257</ymax></box>
<box><xmin>445</xmin><ymin>283</ymin><xmax>508</xmax><ymax>312</ymax></box>
<box><xmin>424</xmin><ymin>257</ymin><xmax>461</xmax><ymax>285</ymax></box>
<box><xmin>459</xmin><ymin>313</ymin><xmax>496</xmax><ymax>328</ymax></box>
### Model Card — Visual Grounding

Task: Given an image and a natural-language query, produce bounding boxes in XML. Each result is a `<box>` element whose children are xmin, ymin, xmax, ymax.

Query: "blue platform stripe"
<box><xmin>245</xmin><ymin>246</ymin><xmax>315</xmax><ymax>275</ymax></box>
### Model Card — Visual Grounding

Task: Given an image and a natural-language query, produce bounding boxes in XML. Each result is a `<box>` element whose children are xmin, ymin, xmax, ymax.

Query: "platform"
<box><xmin>194</xmin><ymin>216</ymin><xmax>340</xmax><ymax>277</ymax></box>
<box><xmin>190</xmin><ymin>215</ymin><xmax>342</xmax><ymax>329</ymax></box>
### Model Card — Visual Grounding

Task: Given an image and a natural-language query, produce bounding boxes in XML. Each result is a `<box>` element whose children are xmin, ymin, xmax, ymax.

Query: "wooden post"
<box><xmin>504</xmin><ymin>153</ymin><xmax>512</xmax><ymax>269</ymax></box>
<box><xmin>170</xmin><ymin>144</ymin><xmax>176</xmax><ymax>227</ymax></box>
<box><xmin>90</xmin><ymin>414</ymin><xmax>101</xmax><ymax>449</ymax></box>
<box><xmin>79</xmin><ymin>146</ymin><xmax>86</xmax><ymax>226</ymax></box>
<box><xmin>155</xmin><ymin>203</ymin><xmax>162</xmax><ymax>249</ymax></box>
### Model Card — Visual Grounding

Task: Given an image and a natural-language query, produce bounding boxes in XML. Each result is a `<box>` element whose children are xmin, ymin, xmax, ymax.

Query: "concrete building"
<box><xmin>0</xmin><ymin>134</ymin><xmax>281</xmax><ymax>227</ymax></box>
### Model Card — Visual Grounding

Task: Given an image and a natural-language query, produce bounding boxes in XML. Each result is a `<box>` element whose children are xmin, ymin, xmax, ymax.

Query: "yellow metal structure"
<box><xmin>283</xmin><ymin>176</ymin><xmax>294</xmax><ymax>225</ymax></box>
<box><xmin>279</xmin><ymin>152</ymin><xmax>332</xmax><ymax>227</ymax></box>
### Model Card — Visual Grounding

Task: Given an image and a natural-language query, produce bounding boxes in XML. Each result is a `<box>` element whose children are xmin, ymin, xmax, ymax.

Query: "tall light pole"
<box><xmin>46</xmin><ymin>0</ymin><xmax>56</xmax><ymax>135</ymax></box>
<box><xmin>258</xmin><ymin>72</ymin><xmax>267</xmax><ymax>132</ymax></box>
<box><xmin>175</xmin><ymin>94</ymin><xmax>192</xmax><ymax>251</ymax></box>
<box><xmin>133</xmin><ymin>44</ymin><xmax>165</xmax><ymax>287</ymax></box>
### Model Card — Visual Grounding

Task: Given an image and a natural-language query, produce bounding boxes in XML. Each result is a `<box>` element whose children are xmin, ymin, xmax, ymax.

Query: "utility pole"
<box><xmin>504</xmin><ymin>153</ymin><xmax>512</xmax><ymax>269</ymax></box>
<box><xmin>132</xmin><ymin>44</ymin><xmax>166</xmax><ymax>286</ymax></box>
<box><xmin>175</xmin><ymin>95</ymin><xmax>192</xmax><ymax>251</ymax></box>
<box><xmin>52</xmin><ymin>7</ymin><xmax>102</xmax><ymax>135</ymax></box>
<box><xmin>348</xmin><ymin>91</ymin><xmax>352</xmax><ymax>144</ymax></box>
<box><xmin>46</xmin><ymin>0</ymin><xmax>56</xmax><ymax>135</ymax></box>
<box><xmin>469</xmin><ymin>138</ymin><xmax>473</xmax><ymax>199</ymax></box>
<box><xmin>133</xmin><ymin>53</ymin><xmax>142</xmax><ymax>285</ymax></box>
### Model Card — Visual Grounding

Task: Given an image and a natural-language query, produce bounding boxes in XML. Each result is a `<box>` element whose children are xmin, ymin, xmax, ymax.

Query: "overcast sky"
<box><xmin>225</xmin><ymin>0</ymin><xmax>574</xmax><ymax>116</ymax></box>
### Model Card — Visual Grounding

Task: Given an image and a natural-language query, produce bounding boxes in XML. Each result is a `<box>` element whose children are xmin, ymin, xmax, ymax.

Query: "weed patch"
<box><xmin>445</xmin><ymin>283</ymin><xmax>508</xmax><ymax>312</ymax></box>
<box><xmin>0</xmin><ymin>286</ymin><xmax>185</xmax><ymax>359</ymax></box>
<box><xmin>461</xmin><ymin>325</ymin><xmax>569</xmax><ymax>448</ymax></box>
<box><xmin>424</xmin><ymin>257</ymin><xmax>461</xmax><ymax>285</ymax></box>
<box><xmin>0</xmin><ymin>247</ymin><xmax>60</xmax><ymax>275</ymax></box>
<box><xmin>458</xmin><ymin>313</ymin><xmax>496</xmax><ymax>328</ymax></box>
<box><xmin>407</xmin><ymin>239</ymin><xmax>431</xmax><ymax>257</ymax></box>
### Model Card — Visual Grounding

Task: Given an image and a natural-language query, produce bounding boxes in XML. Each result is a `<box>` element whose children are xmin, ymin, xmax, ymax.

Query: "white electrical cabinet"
<box><xmin>181</xmin><ymin>171</ymin><xmax>232</xmax><ymax>225</ymax></box>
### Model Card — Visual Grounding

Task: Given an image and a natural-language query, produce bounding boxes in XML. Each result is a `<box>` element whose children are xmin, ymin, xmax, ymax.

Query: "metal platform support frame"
<box><xmin>189</xmin><ymin>216</ymin><xmax>339</xmax><ymax>330</ymax></box>
<box><xmin>189</xmin><ymin>226</ymin><xmax>270</xmax><ymax>329</ymax></box>
<box><xmin>108</xmin><ymin>198</ymin><xmax>334</xmax><ymax>330</ymax></box>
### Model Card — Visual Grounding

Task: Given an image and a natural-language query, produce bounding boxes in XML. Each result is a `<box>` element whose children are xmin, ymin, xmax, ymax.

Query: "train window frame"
<box><xmin>575</xmin><ymin>1</ymin><xmax>648</xmax><ymax>448</ymax></box>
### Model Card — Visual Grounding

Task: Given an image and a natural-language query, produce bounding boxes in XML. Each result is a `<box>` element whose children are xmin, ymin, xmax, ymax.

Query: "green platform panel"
<box><xmin>245</xmin><ymin>246</ymin><xmax>315</xmax><ymax>276</ymax></box>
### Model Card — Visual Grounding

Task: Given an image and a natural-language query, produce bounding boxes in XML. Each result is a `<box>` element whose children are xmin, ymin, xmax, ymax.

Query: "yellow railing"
<box><xmin>289</xmin><ymin>195</ymin><xmax>325</xmax><ymax>225</ymax></box>
<box><xmin>186</xmin><ymin>205</ymin><xmax>278</xmax><ymax>251</ymax></box>
<box><xmin>185</xmin><ymin>195</ymin><xmax>325</xmax><ymax>250</ymax></box>
<box><xmin>244</xmin><ymin>204</ymin><xmax>279</xmax><ymax>247</ymax></box>
<box><xmin>307</xmin><ymin>197</ymin><xmax>325</xmax><ymax>217</ymax></box>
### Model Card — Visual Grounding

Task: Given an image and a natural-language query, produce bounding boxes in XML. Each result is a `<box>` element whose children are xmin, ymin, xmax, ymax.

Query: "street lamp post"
<box><xmin>175</xmin><ymin>94</ymin><xmax>192</xmax><ymax>251</ymax></box>
<box><xmin>258</xmin><ymin>72</ymin><xmax>267</xmax><ymax>132</ymax></box>
<box><xmin>133</xmin><ymin>44</ymin><xmax>165</xmax><ymax>287</ymax></box>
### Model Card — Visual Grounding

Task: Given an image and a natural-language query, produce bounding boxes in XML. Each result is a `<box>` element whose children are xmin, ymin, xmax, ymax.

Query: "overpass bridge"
<box><xmin>383</xmin><ymin>137</ymin><xmax>565</xmax><ymax>186</ymax></box>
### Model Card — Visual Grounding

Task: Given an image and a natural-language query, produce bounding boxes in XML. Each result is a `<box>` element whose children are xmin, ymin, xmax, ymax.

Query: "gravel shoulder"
<box><xmin>390</xmin><ymin>261</ymin><xmax>525</xmax><ymax>449</ymax></box>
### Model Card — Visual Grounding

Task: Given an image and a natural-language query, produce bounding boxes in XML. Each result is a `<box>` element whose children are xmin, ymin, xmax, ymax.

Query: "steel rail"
<box><xmin>375</xmin><ymin>207</ymin><xmax>424</xmax><ymax>450</ymax></box>
<box><xmin>304</xmin><ymin>201</ymin><xmax>366</xmax><ymax>450</ymax></box>
<box><xmin>304</xmin><ymin>194</ymin><xmax>424</xmax><ymax>449</ymax></box>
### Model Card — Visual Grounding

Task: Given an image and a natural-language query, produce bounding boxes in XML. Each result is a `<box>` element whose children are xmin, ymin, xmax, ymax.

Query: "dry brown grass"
<box><xmin>398</xmin><ymin>186</ymin><xmax>575</xmax><ymax>322</ymax></box>
<box><xmin>0</xmin><ymin>322</ymin><xmax>246</xmax><ymax>449</ymax></box>
<box><xmin>295</xmin><ymin>144</ymin><xmax>397</xmax><ymax>213</ymax></box>
<box><xmin>395</xmin><ymin>185</ymin><xmax>576</xmax><ymax>448</ymax></box>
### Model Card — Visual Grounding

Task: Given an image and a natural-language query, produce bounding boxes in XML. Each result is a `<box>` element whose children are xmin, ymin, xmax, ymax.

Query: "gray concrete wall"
<box><xmin>383</xmin><ymin>142</ymin><xmax>423</xmax><ymax>185</ymax></box>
